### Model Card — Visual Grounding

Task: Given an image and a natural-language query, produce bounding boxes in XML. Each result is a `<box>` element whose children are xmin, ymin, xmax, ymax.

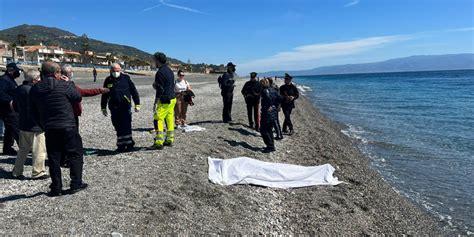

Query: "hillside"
<box><xmin>0</xmin><ymin>24</ymin><xmax>184</xmax><ymax>65</ymax></box>
<box><xmin>261</xmin><ymin>54</ymin><xmax>474</xmax><ymax>76</ymax></box>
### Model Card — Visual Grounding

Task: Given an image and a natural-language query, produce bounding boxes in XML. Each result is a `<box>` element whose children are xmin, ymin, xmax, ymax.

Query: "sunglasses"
<box><xmin>179</xmin><ymin>74</ymin><xmax>185</xmax><ymax>77</ymax></box>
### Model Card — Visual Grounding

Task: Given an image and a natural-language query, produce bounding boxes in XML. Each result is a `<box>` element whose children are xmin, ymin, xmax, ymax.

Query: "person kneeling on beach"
<box><xmin>259</xmin><ymin>78</ymin><xmax>282</xmax><ymax>153</ymax></box>
<box><xmin>11</xmin><ymin>69</ymin><xmax>48</xmax><ymax>180</ymax></box>
<box><xmin>101</xmin><ymin>63</ymin><xmax>140</xmax><ymax>152</ymax></box>
<box><xmin>29</xmin><ymin>61</ymin><xmax>87</xmax><ymax>196</ymax></box>
<box><xmin>151</xmin><ymin>52</ymin><xmax>176</xmax><ymax>150</ymax></box>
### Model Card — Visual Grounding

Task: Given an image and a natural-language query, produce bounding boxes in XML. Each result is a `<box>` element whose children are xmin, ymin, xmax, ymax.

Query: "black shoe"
<box><xmin>65</xmin><ymin>183</ymin><xmax>88</xmax><ymax>195</ymax></box>
<box><xmin>262</xmin><ymin>147</ymin><xmax>276</xmax><ymax>153</ymax></box>
<box><xmin>288</xmin><ymin>130</ymin><xmax>294</xmax><ymax>135</ymax></box>
<box><xmin>125</xmin><ymin>146</ymin><xmax>138</xmax><ymax>152</ymax></box>
<box><xmin>163</xmin><ymin>141</ymin><xmax>173</xmax><ymax>147</ymax></box>
<box><xmin>148</xmin><ymin>144</ymin><xmax>164</xmax><ymax>150</ymax></box>
<box><xmin>275</xmin><ymin>136</ymin><xmax>283</xmax><ymax>140</ymax></box>
<box><xmin>12</xmin><ymin>174</ymin><xmax>26</xmax><ymax>180</ymax></box>
<box><xmin>3</xmin><ymin>149</ymin><xmax>17</xmax><ymax>156</ymax></box>
<box><xmin>32</xmin><ymin>175</ymin><xmax>50</xmax><ymax>180</ymax></box>
<box><xmin>115</xmin><ymin>146</ymin><xmax>126</xmax><ymax>153</ymax></box>
<box><xmin>47</xmin><ymin>190</ymin><xmax>62</xmax><ymax>197</ymax></box>
<box><xmin>282</xmin><ymin>129</ymin><xmax>289</xmax><ymax>134</ymax></box>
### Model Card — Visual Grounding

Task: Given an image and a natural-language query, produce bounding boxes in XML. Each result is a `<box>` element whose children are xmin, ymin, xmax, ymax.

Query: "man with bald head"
<box><xmin>29</xmin><ymin>61</ymin><xmax>86</xmax><ymax>196</ymax></box>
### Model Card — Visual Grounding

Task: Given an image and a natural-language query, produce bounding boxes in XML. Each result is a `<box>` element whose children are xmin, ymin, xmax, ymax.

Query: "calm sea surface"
<box><xmin>295</xmin><ymin>70</ymin><xmax>473</xmax><ymax>233</ymax></box>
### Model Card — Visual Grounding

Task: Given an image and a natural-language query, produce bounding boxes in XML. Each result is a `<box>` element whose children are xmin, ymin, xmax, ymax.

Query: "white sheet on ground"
<box><xmin>208</xmin><ymin>157</ymin><xmax>343</xmax><ymax>188</ymax></box>
<box><xmin>181</xmin><ymin>125</ymin><xmax>206</xmax><ymax>132</ymax></box>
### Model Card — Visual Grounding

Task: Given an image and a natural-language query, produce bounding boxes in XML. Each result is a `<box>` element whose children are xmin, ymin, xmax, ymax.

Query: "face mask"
<box><xmin>112</xmin><ymin>71</ymin><xmax>121</xmax><ymax>78</ymax></box>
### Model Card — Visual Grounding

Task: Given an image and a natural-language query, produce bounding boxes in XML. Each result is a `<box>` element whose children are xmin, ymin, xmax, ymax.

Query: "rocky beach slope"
<box><xmin>0</xmin><ymin>72</ymin><xmax>445</xmax><ymax>235</ymax></box>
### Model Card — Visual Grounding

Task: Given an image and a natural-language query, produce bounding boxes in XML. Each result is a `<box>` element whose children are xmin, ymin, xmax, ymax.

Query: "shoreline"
<box><xmin>0</xmin><ymin>73</ymin><xmax>446</xmax><ymax>234</ymax></box>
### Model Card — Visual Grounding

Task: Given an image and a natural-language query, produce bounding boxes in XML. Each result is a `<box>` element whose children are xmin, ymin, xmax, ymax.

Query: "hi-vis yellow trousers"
<box><xmin>154</xmin><ymin>98</ymin><xmax>176</xmax><ymax>145</ymax></box>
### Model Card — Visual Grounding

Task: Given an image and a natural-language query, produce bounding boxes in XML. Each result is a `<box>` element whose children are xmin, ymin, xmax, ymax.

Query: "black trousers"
<box><xmin>45</xmin><ymin>128</ymin><xmax>84</xmax><ymax>192</ymax></box>
<box><xmin>282</xmin><ymin>106</ymin><xmax>294</xmax><ymax>131</ymax></box>
<box><xmin>222</xmin><ymin>92</ymin><xmax>233</xmax><ymax>122</ymax></box>
<box><xmin>260</xmin><ymin>119</ymin><xmax>275</xmax><ymax>149</ymax></box>
<box><xmin>246</xmin><ymin>100</ymin><xmax>260</xmax><ymax>129</ymax></box>
<box><xmin>273</xmin><ymin>116</ymin><xmax>283</xmax><ymax>138</ymax></box>
<box><xmin>110</xmin><ymin>104</ymin><xmax>134</xmax><ymax>148</ymax></box>
<box><xmin>0</xmin><ymin>111</ymin><xmax>19</xmax><ymax>152</ymax></box>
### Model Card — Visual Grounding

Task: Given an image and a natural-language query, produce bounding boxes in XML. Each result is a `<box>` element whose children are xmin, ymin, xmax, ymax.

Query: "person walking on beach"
<box><xmin>280</xmin><ymin>73</ymin><xmax>299</xmax><ymax>135</ymax></box>
<box><xmin>241</xmin><ymin>72</ymin><xmax>261</xmax><ymax>131</ymax></box>
<box><xmin>174</xmin><ymin>70</ymin><xmax>192</xmax><ymax>127</ymax></box>
<box><xmin>29</xmin><ymin>61</ymin><xmax>86</xmax><ymax>196</ymax></box>
<box><xmin>101</xmin><ymin>63</ymin><xmax>140</xmax><ymax>152</ymax></box>
<box><xmin>268</xmin><ymin>77</ymin><xmax>283</xmax><ymax>140</ymax></box>
<box><xmin>0</xmin><ymin>63</ymin><xmax>21</xmax><ymax>155</ymax></box>
<box><xmin>150</xmin><ymin>52</ymin><xmax>176</xmax><ymax>150</ymax></box>
<box><xmin>259</xmin><ymin>78</ymin><xmax>281</xmax><ymax>153</ymax></box>
<box><xmin>217</xmin><ymin>62</ymin><xmax>236</xmax><ymax>123</ymax></box>
<box><xmin>11</xmin><ymin>69</ymin><xmax>48</xmax><ymax>180</ymax></box>
<box><xmin>93</xmin><ymin>67</ymin><xmax>97</xmax><ymax>82</ymax></box>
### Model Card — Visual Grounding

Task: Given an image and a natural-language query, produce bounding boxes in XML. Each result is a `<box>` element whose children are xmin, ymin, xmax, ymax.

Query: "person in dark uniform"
<box><xmin>268</xmin><ymin>77</ymin><xmax>283</xmax><ymax>140</ymax></box>
<box><xmin>93</xmin><ymin>67</ymin><xmax>98</xmax><ymax>83</ymax></box>
<box><xmin>218</xmin><ymin>62</ymin><xmax>236</xmax><ymax>123</ymax></box>
<box><xmin>241</xmin><ymin>72</ymin><xmax>261</xmax><ymax>131</ymax></box>
<box><xmin>101</xmin><ymin>63</ymin><xmax>140</xmax><ymax>152</ymax></box>
<box><xmin>0</xmin><ymin>63</ymin><xmax>21</xmax><ymax>155</ymax></box>
<box><xmin>259</xmin><ymin>78</ymin><xmax>282</xmax><ymax>153</ymax></box>
<box><xmin>29</xmin><ymin>61</ymin><xmax>86</xmax><ymax>196</ymax></box>
<box><xmin>279</xmin><ymin>73</ymin><xmax>299</xmax><ymax>135</ymax></box>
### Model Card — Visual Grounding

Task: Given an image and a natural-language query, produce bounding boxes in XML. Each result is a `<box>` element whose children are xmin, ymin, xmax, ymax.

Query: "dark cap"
<box><xmin>250</xmin><ymin>72</ymin><xmax>257</xmax><ymax>77</ymax></box>
<box><xmin>6</xmin><ymin>63</ymin><xmax>20</xmax><ymax>71</ymax></box>
<box><xmin>226</xmin><ymin>62</ymin><xmax>236</xmax><ymax>67</ymax></box>
<box><xmin>284</xmin><ymin>73</ymin><xmax>293</xmax><ymax>80</ymax></box>
<box><xmin>154</xmin><ymin>52</ymin><xmax>167</xmax><ymax>64</ymax></box>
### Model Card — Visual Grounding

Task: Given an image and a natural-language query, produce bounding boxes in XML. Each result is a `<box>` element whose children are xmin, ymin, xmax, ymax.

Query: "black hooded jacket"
<box><xmin>0</xmin><ymin>73</ymin><xmax>18</xmax><ymax>114</ymax></box>
<box><xmin>29</xmin><ymin>77</ymin><xmax>81</xmax><ymax>130</ymax></box>
<box><xmin>13</xmin><ymin>81</ymin><xmax>43</xmax><ymax>132</ymax></box>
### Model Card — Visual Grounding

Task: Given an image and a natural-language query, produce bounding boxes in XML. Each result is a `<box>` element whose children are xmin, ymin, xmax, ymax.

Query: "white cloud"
<box><xmin>344</xmin><ymin>0</ymin><xmax>360</xmax><ymax>7</ymax></box>
<box><xmin>142</xmin><ymin>0</ymin><xmax>206</xmax><ymax>14</ymax></box>
<box><xmin>445</xmin><ymin>27</ymin><xmax>474</xmax><ymax>32</ymax></box>
<box><xmin>238</xmin><ymin>35</ymin><xmax>411</xmax><ymax>73</ymax></box>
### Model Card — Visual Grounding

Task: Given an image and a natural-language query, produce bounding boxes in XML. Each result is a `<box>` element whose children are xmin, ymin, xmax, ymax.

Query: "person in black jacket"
<box><xmin>279</xmin><ymin>73</ymin><xmax>299</xmax><ymax>135</ymax></box>
<box><xmin>101</xmin><ymin>63</ymin><xmax>140</xmax><ymax>152</ymax></box>
<box><xmin>29</xmin><ymin>61</ymin><xmax>86</xmax><ymax>196</ymax></box>
<box><xmin>260</xmin><ymin>78</ymin><xmax>282</xmax><ymax>153</ymax></box>
<box><xmin>241</xmin><ymin>72</ymin><xmax>261</xmax><ymax>131</ymax></box>
<box><xmin>0</xmin><ymin>63</ymin><xmax>21</xmax><ymax>155</ymax></box>
<box><xmin>268</xmin><ymin>77</ymin><xmax>283</xmax><ymax>140</ymax></box>
<box><xmin>218</xmin><ymin>62</ymin><xmax>236</xmax><ymax>123</ymax></box>
<box><xmin>11</xmin><ymin>69</ymin><xmax>48</xmax><ymax>180</ymax></box>
<box><xmin>151</xmin><ymin>52</ymin><xmax>176</xmax><ymax>150</ymax></box>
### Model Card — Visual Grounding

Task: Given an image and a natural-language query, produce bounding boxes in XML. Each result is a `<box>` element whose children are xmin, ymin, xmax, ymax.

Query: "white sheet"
<box><xmin>208</xmin><ymin>157</ymin><xmax>343</xmax><ymax>188</ymax></box>
<box><xmin>180</xmin><ymin>125</ymin><xmax>206</xmax><ymax>132</ymax></box>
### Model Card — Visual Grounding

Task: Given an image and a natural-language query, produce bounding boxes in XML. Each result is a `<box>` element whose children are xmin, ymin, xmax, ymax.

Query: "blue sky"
<box><xmin>0</xmin><ymin>0</ymin><xmax>473</xmax><ymax>73</ymax></box>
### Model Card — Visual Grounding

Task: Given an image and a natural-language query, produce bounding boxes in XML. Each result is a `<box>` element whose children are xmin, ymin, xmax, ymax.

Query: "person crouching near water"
<box><xmin>280</xmin><ymin>73</ymin><xmax>299</xmax><ymax>135</ymax></box>
<box><xmin>241</xmin><ymin>72</ymin><xmax>261</xmax><ymax>131</ymax></box>
<box><xmin>259</xmin><ymin>78</ymin><xmax>282</xmax><ymax>153</ymax></box>
<box><xmin>101</xmin><ymin>63</ymin><xmax>141</xmax><ymax>152</ymax></box>
<box><xmin>174</xmin><ymin>70</ymin><xmax>192</xmax><ymax>127</ymax></box>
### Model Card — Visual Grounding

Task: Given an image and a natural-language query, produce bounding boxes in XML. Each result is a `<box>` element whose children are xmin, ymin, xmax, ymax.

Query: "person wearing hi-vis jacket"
<box><xmin>101</xmin><ymin>63</ymin><xmax>140</xmax><ymax>152</ymax></box>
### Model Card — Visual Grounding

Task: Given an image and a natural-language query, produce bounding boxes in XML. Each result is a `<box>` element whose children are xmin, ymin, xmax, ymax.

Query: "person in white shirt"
<box><xmin>174</xmin><ymin>70</ymin><xmax>192</xmax><ymax>127</ymax></box>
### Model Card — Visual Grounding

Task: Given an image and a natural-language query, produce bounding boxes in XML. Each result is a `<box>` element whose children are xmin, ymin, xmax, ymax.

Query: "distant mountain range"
<box><xmin>261</xmin><ymin>54</ymin><xmax>474</xmax><ymax>76</ymax></box>
<box><xmin>0</xmin><ymin>24</ymin><xmax>184</xmax><ymax>65</ymax></box>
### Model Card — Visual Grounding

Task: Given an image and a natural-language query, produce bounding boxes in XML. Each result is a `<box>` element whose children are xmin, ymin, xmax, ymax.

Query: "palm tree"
<box><xmin>17</xmin><ymin>34</ymin><xmax>27</xmax><ymax>46</ymax></box>
<box><xmin>8</xmin><ymin>42</ymin><xmax>17</xmax><ymax>63</ymax></box>
<box><xmin>121</xmin><ymin>54</ymin><xmax>130</xmax><ymax>69</ymax></box>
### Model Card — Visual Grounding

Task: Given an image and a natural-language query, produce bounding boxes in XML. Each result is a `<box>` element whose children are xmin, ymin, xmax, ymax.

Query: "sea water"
<box><xmin>295</xmin><ymin>70</ymin><xmax>473</xmax><ymax>233</ymax></box>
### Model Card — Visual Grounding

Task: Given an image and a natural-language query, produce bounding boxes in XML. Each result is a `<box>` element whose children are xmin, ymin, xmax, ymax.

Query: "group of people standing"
<box><xmin>218</xmin><ymin>63</ymin><xmax>300</xmax><ymax>153</ymax></box>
